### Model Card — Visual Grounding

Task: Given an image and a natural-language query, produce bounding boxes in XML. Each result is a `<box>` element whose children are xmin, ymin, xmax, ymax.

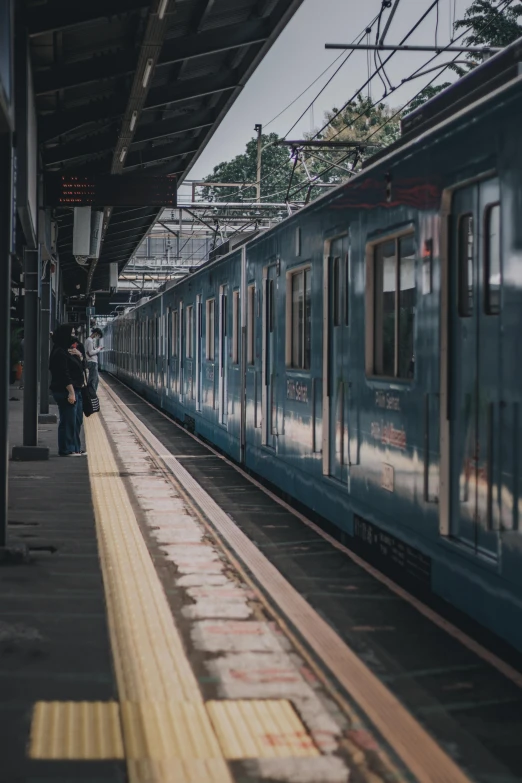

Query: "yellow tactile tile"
<box><xmin>29</xmin><ymin>701</ymin><xmax>124</xmax><ymax>760</ymax></box>
<box><xmin>84</xmin><ymin>411</ymin><xmax>233</xmax><ymax>783</ymax></box>
<box><xmin>121</xmin><ymin>701</ymin><xmax>223</xmax><ymax>760</ymax></box>
<box><xmin>206</xmin><ymin>700</ymin><xmax>320</xmax><ymax>759</ymax></box>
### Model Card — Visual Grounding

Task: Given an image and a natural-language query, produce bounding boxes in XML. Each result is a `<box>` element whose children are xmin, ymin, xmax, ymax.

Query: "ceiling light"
<box><xmin>119</xmin><ymin>147</ymin><xmax>128</xmax><ymax>163</ymax></box>
<box><xmin>130</xmin><ymin>111</ymin><xmax>138</xmax><ymax>131</ymax></box>
<box><xmin>142</xmin><ymin>58</ymin><xmax>153</xmax><ymax>88</ymax></box>
<box><xmin>158</xmin><ymin>0</ymin><xmax>168</xmax><ymax>19</ymax></box>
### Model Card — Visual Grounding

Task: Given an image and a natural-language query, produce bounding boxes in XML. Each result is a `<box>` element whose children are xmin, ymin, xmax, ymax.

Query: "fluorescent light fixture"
<box><xmin>130</xmin><ymin>111</ymin><xmax>138</xmax><ymax>131</ymax></box>
<box><xmin>119</xmin><ymin>147</ymin><xmax>128</xmax><ymax>163</ymax></box>
<box><xmin>158</xmin><ymin>0</ymin><xmax>168</xmax><ymax>19</ymax></box>
<box><xmin>142</xmin><ymin>58</ymin><xmax>153</xmax><ymax>88</ymax></box>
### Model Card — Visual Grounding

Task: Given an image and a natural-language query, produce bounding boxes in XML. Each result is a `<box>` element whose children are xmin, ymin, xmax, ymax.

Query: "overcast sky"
<box><xmin>187</xmin><ymin>0</ymin><xmax>471</xmax><ymax>183</ymax></box>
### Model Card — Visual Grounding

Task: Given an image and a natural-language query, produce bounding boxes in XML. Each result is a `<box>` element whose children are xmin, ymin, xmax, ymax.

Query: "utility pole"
<box><xmin>255</xmin><ymin>124</ymin><xmax>262</xmax><ymax>203</ymax></box>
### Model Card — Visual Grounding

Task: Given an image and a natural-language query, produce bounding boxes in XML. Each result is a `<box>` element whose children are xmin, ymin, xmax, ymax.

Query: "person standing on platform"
<box><xmin>85</xmin><ymin>327</ymin><xmax>103</xmax><ymax>392</ymax></box>
<box><xmin>49</xmin><ymin>324</ymin><xmax>85</xmax><ymax>457</ymax></box>
<box><xmin>68</xmin><ymin>338</ymin><xmax>87</xmax><ymax>456</ymax></box>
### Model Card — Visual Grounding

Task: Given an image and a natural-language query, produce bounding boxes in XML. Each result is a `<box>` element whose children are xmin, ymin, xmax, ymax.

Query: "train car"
<box><xmin>105</xmin><ymin>39</ymin><xmax>522</xmax><ymax>652</ymax></box>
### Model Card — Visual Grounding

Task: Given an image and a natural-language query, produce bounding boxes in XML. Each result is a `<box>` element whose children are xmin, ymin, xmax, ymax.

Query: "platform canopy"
<box><xmin>28</xmin><ymin>0</ymin><xmax>303</xmax><ymax>296</ymax></box>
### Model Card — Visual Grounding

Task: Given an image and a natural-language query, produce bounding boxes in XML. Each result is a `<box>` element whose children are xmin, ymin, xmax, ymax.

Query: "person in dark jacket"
<box><xmin>68</xmin><ymin>338</ymin><xmax>88</xmax><ymax>455</ymax></box>
<box><xmin>49</xmin><ymin>324</ymin><xmax>86</xmax><ymax>457</ymax></box>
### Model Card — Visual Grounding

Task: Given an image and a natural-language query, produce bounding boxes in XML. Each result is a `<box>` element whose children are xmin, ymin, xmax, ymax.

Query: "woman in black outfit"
<box><xmin>49</xmin><ymin>324</ymin><xmax>87</xmax><ymax>457</ymax></box>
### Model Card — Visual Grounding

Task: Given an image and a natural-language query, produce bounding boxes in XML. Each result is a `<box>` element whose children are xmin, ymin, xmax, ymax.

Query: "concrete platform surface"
<box><xmin>0</xmin><ymin>387</ymin><xmax>125</xmax><ymax>783</ymax></box>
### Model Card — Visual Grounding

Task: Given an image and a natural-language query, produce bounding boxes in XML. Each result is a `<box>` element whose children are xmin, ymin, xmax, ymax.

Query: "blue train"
<box><xmin>105</xmin><ymin>40</ymin><xmax>522</xmax><ymax>652</ymax></box>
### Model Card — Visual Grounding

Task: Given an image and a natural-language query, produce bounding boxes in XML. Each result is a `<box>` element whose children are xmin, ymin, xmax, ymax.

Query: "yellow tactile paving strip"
<box><xmin>29</xmin><ymin>702</ymin><xmax>124</xmax><ymax>760</ymax></box>
<box><xmin>207</xmin><ymin>700</ymin><xmax>320</xmax><ymax>759</ymax></box>
<box><xmin>83</xmin><ymin>412</ymin><xmax>234</xmax><ymax>783</ymax></box>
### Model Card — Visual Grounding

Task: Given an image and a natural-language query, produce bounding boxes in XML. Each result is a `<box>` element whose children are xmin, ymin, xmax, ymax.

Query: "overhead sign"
<box><xmin>44</xmin><ymin>173</ymin><xmax>177</xmax><ymax>207</ymax></box>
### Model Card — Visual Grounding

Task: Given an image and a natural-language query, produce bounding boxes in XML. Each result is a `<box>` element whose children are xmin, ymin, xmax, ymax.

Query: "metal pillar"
<box><xmin>0</xmin><ymin>134</ymin><xmax>12</xmax><ymax>548</ymax></box>
<box><xmin>23</xmin><ymin>248</ymin><xmax>39</xmax><ymax>445</ymax></box>
<box><xmin>12</xmin><ymin>247</ymin><xmax>49</xmax><ymax>460</ymax></box>
<box><xmin>255</xmin><ymin>123</ymin><xmax>262</xmax><ymax>203</ymax></box>
<box><xmin>39</xmin><ymin>260</ymin><xmax>55</xmax><ymax>422</ymax></box>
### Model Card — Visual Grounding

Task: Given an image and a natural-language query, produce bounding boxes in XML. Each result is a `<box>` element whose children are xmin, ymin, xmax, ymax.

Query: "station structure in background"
<box><xmin>0</xmin><ymin>0</ymin><xmax>305</xmax><ymax>552</ymax></box>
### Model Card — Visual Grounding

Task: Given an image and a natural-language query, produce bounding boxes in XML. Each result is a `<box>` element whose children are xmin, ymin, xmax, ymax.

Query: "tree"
<box><xmin>455</xmin><ymin>0</ymin><xmax>522</xmax><ymax>48</ymax></box>
<box><xmin>406</xmin><ymin>0</ymin><xmax>522</xmax><ymax>110</ymax></box>
<box><xmin>287</xmin><ymin>95</ymin><xmax>401</xmax><ymax>199</ymax></box>
<box><xmin>201</xmin><ymin>132</ymin><xmax>298</xmax><ymax>203</ymax></box>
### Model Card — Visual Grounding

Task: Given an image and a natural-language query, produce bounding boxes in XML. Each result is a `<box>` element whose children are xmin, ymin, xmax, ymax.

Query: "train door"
<box><xmin>196</xmin><ymin>295</ymin><xmax>202</xmax><ymax>411</ymax></box>
<box><xmin>219</xmin><ymin>285</ymin><xmax>228</xmax><ymax>425</ymax></box>
<box><xmin>262</xmin><ymin>264</ymin><xmax>277</xmax><ymax>448</ymax></box>
<box><xmin>444</xmin><ymin>178</ymin><xmax>501</xmax><ymax>557</ymax></box>
<box><xmin>323</xmin><ymin>235</ymin><xmax>350</xmax><ymax>482</ymax></box>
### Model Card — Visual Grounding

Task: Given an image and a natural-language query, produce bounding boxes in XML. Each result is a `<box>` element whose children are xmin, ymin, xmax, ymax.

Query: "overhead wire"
<box><xmin>281</xmin><ymin>0</ymin><xmax>518</xmax><ymax>200</ymax></box>
<box><xmin>283</xmin><ymin>12</ymin><xmax>381</xmax><ymax>138</ymax></box>
<box><xmin>322</xmin><ymin>0</ymin><xmax>515</xmax><ymax>144</ymax></box>
<box><xmin>305</xmin><ymin>0</ymin><xmax>442</xmax><ymax>142</ymax></box>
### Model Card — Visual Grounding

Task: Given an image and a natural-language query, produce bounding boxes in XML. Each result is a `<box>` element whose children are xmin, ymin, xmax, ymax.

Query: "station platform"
<box><xmin>2</xmin><ymin>377</ymin><xmax>522</xmax><ymax>783</ymax></box>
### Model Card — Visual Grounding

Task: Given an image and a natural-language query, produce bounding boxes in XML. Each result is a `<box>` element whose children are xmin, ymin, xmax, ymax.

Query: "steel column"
<box><xmin>22</xmin><ymin>247</ymin><xmax>40</xmax><ymax>446</ymax></box>
<box><xmin>0</xmin><ymin>135</ymin><xmax>13</xmax><ymax>547</ymax></box>
<box><xmin>39</xmin><ymin>260</ymin><xmax>51</xmax><ymax>415</ymax></box>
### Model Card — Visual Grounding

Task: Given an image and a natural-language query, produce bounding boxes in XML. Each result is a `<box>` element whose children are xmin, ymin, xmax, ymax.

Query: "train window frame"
<box><xmin>206</xmin><ymin>298</ymin><xmax>215</xmax><ymax>360</ymax></box>
<box><xmin>186</xmin><ymin>305</ymin><xmax>194</xmax><ymax>359</ymax></box>
<box><xmin>484</xmin><ymin>202</ymin><xmax>501</xmax><ymax>315</ymax></box>
<box><xmin>285</xmin><ymin>262</ymin><xmax>312</xmax><ymax>371</ymax></box>
<box><xmin>247</xmin><ymin>283</ymin><xmax>255</xmax><ymax>365</ymax></box>
<box><xmin>232</xmin><ymin>289</ymin><xmax>240</xmax><ymax>364</ymax></box>
<box><xmin>365</xmin><ymin>227</ymin><xmax>416</xmax><ymax>382</ymax></box>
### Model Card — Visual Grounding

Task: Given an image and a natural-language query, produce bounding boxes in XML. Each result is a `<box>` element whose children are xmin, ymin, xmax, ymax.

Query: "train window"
<box><xmin>398</xmin><ymin>235</ymin><xmax>416</xmax><ymax>379</ymax></box>
<box><xmin>373</xmin><ymin>234</ymin><xmax>415</xmax><ymax>379</ymax></box>
<box><xmin>247</xmin><ymin>284</ymin><xmax>255</xmax><ymax>365</ymax></box>
<box><xmin>289</xmin><ymin>267</ymin><xmax>311</xmax><ymax>370</ymax></box>
<box><xmin>295</xmin><ymin>227</ymin><xmax>301</xmax><ymax>256</ymax></box>
<box><xmin>345</xmin><ymin>253</ymin><xmax>350</xmax><ymax>326</ymax></box>
<box><xmin>172</xmin><ymin>311</ymin><xmax>178</xmax><ymax>356</ymax></box>
<box><xmin>206</xmin><ymin>299</ymin><xmax>215</xmax><ymax>360</ymax></box>
<box><xmin>485</xmin><ymin>203</ymin><xmax>501</xmax><ymax>315</ymax></box>
<box><xmin>186</xmin><ymin>305</ymin><xmax>193</xmax><ymax>358</ymax></box>
<box><xmin>232</xmin><ymin>290</ymin><xmax>240</xmax><ymax>364</ymax></box>
<box><xmin>333</xmin><ymin>257</ymin><xmax>341</xmax><ymax>327</ymax></box>
<box><xmin>458</xmin><ymin>214</ymin><xmax>474</xmax><ymax>317</ymax></box>
<box><xmin>374</xmin><ymin>240</ymin><xmax>396</xmax><ymax>377</ymax></box>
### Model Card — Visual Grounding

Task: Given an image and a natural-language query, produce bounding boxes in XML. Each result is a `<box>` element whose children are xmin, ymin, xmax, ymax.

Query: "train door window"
<box><xmin>206</xmin><ymin>298</ymin><xmax>215</xmax><ymax>360</ymax></box>
<box><xmin>247</xmin><ymin>284</ymin><xmax>255</xmax><ymax>365</ymax></box>
<box><xmin>372</xmin><ymin>233</ymin><xmax>415</xmax><ymax>379</ymax></box>
<box><xmin>333</xmin><ymin>257</ymin><xmax>341</xmax><ymax>327</ymax></box>
<box><xmin>458</xmin><ymin>214</ymin><xmax>474</xmax><ymax>316</ymax></box>
<box><xmin>186</xmin><ymin>305</ymin><xmax>193</xmax><ymax>358</ymax></box>
<box><xmin>398</xmin><ymin>235</ymin><xmax>416</xmax><ymax>379</ymax></box>
<box><xmin>485</xmin><ymin>203</ymin><xmax>501</xmax><ymax>314</ymax></box>
<box><xmin>232</xmin><ymin>290</ymin><xmax>240</xmax><ymax>364</ymax></box>
<box><xmin>288</xmin><ymin>266</ymin><xmax>311</xmax><ymax>370</ymax></box>
<box><xmin>172</xmin><ymin>311</ymin><xmax>178</xmax><ymax>355</ymax></box>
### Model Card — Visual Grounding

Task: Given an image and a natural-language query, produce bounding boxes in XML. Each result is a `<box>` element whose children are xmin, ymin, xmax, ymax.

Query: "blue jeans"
<box><xmin>87</xmin><ymin>361</ymin><xmax>99</xmax><ymax>392</ymax></box>
<box><xmin>74</xmin><ymin>388</ymin><xmax>84</xmax><ymax>453</ymax></box>
<box><xmin>53</xmin><ymin>391</ymin><xmax>78</xmax><ymax>455</ymax></box>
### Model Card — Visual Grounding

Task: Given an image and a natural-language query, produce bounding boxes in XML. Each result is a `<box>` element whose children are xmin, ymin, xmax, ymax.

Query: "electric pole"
<box><xmin>255</xmin><ymin>124</ymin><xmax>262</xmax><ymax>203</ymax></box>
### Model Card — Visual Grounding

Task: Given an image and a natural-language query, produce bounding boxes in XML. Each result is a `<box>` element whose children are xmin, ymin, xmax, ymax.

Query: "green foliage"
<box><xmin>406</xmin><ymin>82</ymin><xmax>452</xmax><ymax>113</ymax></box>
<box><xmin>201</xmin><ymin>132</ymin><xmax>297</xmax><ymax>203</ymax></box>
<box><xmin>455</xmin><ymin>0</ymin><xmax>522</xmax><ymax>48</ymax></box>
